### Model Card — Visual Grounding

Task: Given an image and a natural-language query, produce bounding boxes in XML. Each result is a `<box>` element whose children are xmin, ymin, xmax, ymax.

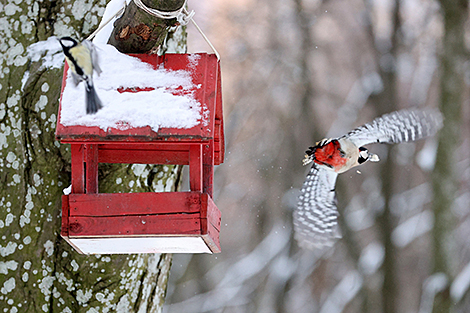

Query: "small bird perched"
<box><xmin>58</xmin><ymin>37</ymin><xmax>102</xmax><ymax>114</ymax></box>
<box><xmin>294</xmin><ymin>109</ymin><xmax>443</xmax><ymax>249</ymax></box>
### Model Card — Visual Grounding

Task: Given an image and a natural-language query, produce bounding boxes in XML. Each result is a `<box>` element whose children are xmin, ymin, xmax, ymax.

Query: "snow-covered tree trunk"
<box><xmin>0</xmin><ymin>0</ymin><xmax>185</xmax><ymax>312</ymax></box>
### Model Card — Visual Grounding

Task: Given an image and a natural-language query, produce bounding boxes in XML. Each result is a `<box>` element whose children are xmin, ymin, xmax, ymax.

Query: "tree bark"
<box><xmin>0</xmin><ymin>1</ymin><xmax>183</xmax><ymax>312</ymax></box>
<box><xmin>432</xmin><ymin>0</ymin><xmax>468</xmax><ymax>312</ymax></box>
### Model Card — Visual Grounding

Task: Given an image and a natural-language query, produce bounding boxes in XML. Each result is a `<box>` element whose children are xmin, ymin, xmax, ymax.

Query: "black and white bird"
<box><xmin>58</xmin><ymin>37</ymin><xmax>102</xmax><ymax>114</ymax></box>
<box><xmin>294</xmin><ymin>109</ymin><xmax>443</xmax><ymax>249</ymax></box>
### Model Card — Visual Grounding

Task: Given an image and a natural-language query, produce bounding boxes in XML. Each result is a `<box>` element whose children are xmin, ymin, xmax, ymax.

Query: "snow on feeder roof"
<box><xmin>59</xmin><ymin>44</ymin><xmax>204</xmax><ymax>132</ymax></box>
<box><xmin>56</xmin><ymin>45</ymin><xmax>222</xmax><ymax>145</ymax></box>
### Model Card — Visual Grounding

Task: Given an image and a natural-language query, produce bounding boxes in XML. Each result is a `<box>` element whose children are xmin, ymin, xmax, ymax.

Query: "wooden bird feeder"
<box><xmin>57</xmin><ymin>53</ymin><xmax>223</xmax><ymax>254</ymax></box>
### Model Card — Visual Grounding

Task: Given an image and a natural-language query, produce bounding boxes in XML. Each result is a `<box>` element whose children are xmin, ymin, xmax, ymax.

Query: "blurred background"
<box><xmin>164</xmin><ymin>0</ymin><xmax>470</xmax><ymax>312</ymax></box>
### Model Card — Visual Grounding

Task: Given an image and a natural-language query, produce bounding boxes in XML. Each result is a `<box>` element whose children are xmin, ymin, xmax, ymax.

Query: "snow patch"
<box><xmin>418</xmin><ymin>273</ymin><xmax>448</xmax><ymax>313</ymax></box>
<box><xmin>1</xmin><ymin>277</ymin><xmax>15</xmax><ymax>294</ymax></box>
<box><xmin>0</xmin><ymin>260</ymin><xmax>18</xmax><ymax>274</ymax></box>
<box><xmin>359</xmin><ymin>242</ymin><xmax>384</xmax><ymax>275</ymax></box>
<box><xmin>59</xmin><ymin>44</ymin><xmax>202</xmax><ymax>132</ymax></box>
<box><xmin>319</xmin><ymin>271</ymin><xmax>363</xmax><ymax>313</ymax></box>
<box><xmin>23</xmin><ymin>236</ymin><xmax>31</xmax><ymax>245</ymax></box>
<box><xmin>71</xmin><ymin>260</ymin><xmax>79</xmax><ymax>272</ymax></box>
<box><xmin>77</xmin><ymin>288</ymin><xmax>93</xmax><ymax>305</ymax></box>
<box><xmin>392</xmin><ymin>210</ymin><xmax>434</xmax><ymax>248</ymax></box>
<box><xmin>0</xmin><ymin>242</ymin><xmax>17</xmax><ymax>257</ymax></box>
<box><xmin>23</xmin><ymin>261</ymin><xmax>31</xmax><ymax>270</ymax></box>
<box><xmin>26</xmin><ymin>36</ymin><xmax>64</xmax><ymax>69</ymax></box>
<box><xmin>44</xmin><ymin>240</ymin><xmax>54</xmax><ymax>256</ymax></box>
<box><xmin>450</xmin><ymin>262</ymin><xmax>470</xmax><ymax>302</ymax></box>
<box><xmin>63</xmin><ymin>185</ymin><xmax>72</xmax><ymax>195</ymax></box>
<box><xmin>417</xmin><ymin>139</ymin><xmax>438</xmax><ymax>171</ymax></box>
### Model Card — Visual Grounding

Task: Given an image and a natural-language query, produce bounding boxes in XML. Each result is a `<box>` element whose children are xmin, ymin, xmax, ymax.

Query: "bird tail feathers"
<box><xmin>85</xmin><ymin>81</ymin><xmax>102</xmax><ymax>114</ymax></box>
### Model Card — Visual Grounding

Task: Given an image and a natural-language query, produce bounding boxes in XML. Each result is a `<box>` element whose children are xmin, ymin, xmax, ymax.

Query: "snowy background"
<box><xmin>161</xmin><ymin>0</ymin><xmax>470</xmax><ymax>312</ymax></box>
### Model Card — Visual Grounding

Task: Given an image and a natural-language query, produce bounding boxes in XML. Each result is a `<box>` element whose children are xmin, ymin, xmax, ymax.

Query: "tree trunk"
<box><xmin>432</xmin><ymin>0</ymin><xmax>468</xmax><ymax>312</ymax></box>
<box><xmin>365</xmin><ymin>0</ymin><xmax>401</xmax><ymax>312</ymax></box>
<box><xmin>0</xmin><ymin>1</ymin><xmax>184</xmax><ymax>312</ymax></box>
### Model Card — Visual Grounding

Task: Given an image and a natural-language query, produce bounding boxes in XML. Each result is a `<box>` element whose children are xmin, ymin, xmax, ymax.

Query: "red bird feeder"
<box><xmin>57</xmin><ymin>53</ymin><xmax>224</xmax><ymax>254</ymax></box>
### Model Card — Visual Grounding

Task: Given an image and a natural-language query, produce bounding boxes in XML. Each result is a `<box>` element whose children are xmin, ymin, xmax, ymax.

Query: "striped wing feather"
<box><xmin>294</xmin><ymin>164</ymin><xmax>340</xmax><ymax>249</ymax></box>
<box><xmin>344</xmin><ymin>109</ymin><xmax>443</xmax><ymax>147</ymax></box>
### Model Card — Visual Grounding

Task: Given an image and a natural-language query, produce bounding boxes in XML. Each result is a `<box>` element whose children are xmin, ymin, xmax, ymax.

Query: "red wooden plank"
<box><xmin>198</xmin><ymin>55</ymin><xmax>217</xmax><ymax>137</ymax></box>
<box><xmin>68</xmin><ymin>214</ymin><xmax>202</xmax><ymax>236</ymax></box>
<box><xmin>201</xmin><ymin>194</ymin><xmax>221</xmax><ymax>252</ymax></box>
<box><xmin>85</xmin><ymin>144</ymin><xmax>98</xmax><ymax>193</ymax></box>
<box><xmin>71</xmin><ymin>144</ymin><xmax>85</xmax><ymax>194</ymax></box>
<box><xmin>214</xmin><ymin>60</ymin><xmax>224</xmax><ymax>164</ymax></box>
<box><xmin>99</xmin><ymin>143</ymin><xmax>193</xmax><ymax>151</ymax></box>
<box><xmin>189</xmin><ymin>145</ymin><xmax>203</xmax><ymax>192</ymax></box>
<box><xmin>61</xmin><ymin>195</ymin><xmax>70</xmax><ymax>237</ymax></box>
<box><xmin>215</xmin><ymin>62</ymin><xmax>223</xmax><ymax>122</ymax></box>
<box><xmin>68</xmin><ymin>192</ymin><xmax>202</xmax><ymax>216</ymax></box>
<box><xmin>105</xmin><ymin>125</ymin><xmax>155</xmax><ymax>137</ymax></box>
<box><xmin>205</xmin><ymin>194</ymin><xmax>221</xmax><ymax>231</ymax></box>
<box><xmin>215</xmin><ymin>119</ymin><xmax>224</xmax><ymax>165</ymax></box>
<box><xmin>200</xmin><ymin>193</ymin><xmax>208</xmax><ymax>234</ymax></box>
<box><xmin>204</xmin><ymin>222</ymin><xmax>221</xmax><ymax>253</ymax></box>
<box><xmin>203</xmin><ymin>141</ymin><xmax>214</xmax><ymax>196</ymax></box>
<box><xmin>98</xmin><ymin>149</ymin><xmax>189</xmax><ymax>165</ymax></box>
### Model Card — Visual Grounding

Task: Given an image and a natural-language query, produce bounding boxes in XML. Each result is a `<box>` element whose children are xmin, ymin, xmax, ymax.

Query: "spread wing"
<box><xmin>344</xmin><ymin>109</ymin><xmax>443</xmax><ymax>147</ymax></box>
<box><xmin>294</xmin><ymin>164</ymin><xmax>340</xmax><ymax>249</ymax></box>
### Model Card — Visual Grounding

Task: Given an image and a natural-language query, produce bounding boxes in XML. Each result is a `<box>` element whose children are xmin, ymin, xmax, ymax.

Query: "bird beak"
<box><xmin>369</xmin><ymin>153</ymin><xmax>380</xmax><ymax>162</ymax></box>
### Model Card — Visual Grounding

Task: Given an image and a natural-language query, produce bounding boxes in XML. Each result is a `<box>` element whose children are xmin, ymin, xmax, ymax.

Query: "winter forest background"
<box><xmin>0</xmin><ymin>0</ymin><xmax>469</xmax><ymax>312</ymax></box>
<box><xmin>165</xmin><ymin>0</ymin><xmax>470</xmax><ymax>312</ymax></box>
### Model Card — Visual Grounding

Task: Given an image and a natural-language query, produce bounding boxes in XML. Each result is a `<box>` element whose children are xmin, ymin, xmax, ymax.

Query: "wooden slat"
<box><xmin>203</xmin><ymin>223</ymin><xmax>221</xmax><ymax>253</ymax></box>
<box><xmin>205</xmin><ymin>194</ymin><xmax>221</xmax><ymax>232</ymax></box>
<box><xmin>98</xmin><ymin>143</ymin><xmax>193</xmax><ymax>151</ymax></box>
<box><xmin>214</xmin><ymin>118</ymin><xmax>225</xmax><ymax>165</ymax></box>
<box><xmin>214</xmin><ymin>62</ymin><xmax>225</xmax><ymax>165</ymax></box>
<box><xmin>189</xmin><ymin>145</ymin><xmax>203</xmax><ymax>192</ymax></box>
<box><xmin>68</xmin><ymin>214</ymin><xmax>202</xmax><ymax>236</ymax></box>
<box><xmin>98</xmin><ymin>149</ymin><xmax>189</xmax><ymax>165</ymax></box>
<box><xmin>61</xmin><ymin>195</ymin><xmax>70</xmax><ymax>238</ymax></box>
<box><xmin>203</xmin><ymin>141</ymin><xmax>214</xmax><ymax>196</ymax></box>
<box><xmin>71</xmin><ymin>144</ymin><xmax>84</xmax><ymax>193</ymax></box>
<box><xmin>68</xmin><ymin>192</ymin><xmax>202</xmax><ymax>216</ymax></box>
<box><xmin>85</xmin><ymin>144</ymin><xmax>98</xmax><ymax>193</ymax></box>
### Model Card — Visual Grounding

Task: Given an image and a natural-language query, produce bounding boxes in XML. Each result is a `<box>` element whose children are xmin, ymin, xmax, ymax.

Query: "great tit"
<box><xmin>59</xmin><ymin>37</ymin><xmax>103</xmax><ymax>114</ymax></box>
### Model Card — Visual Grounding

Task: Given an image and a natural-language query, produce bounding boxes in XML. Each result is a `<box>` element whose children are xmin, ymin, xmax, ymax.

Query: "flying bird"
<box><xmin>59</xmin><ymin>37</ymin><xmax>102</xmax><ymax>114</ymax></box>
<box><xmin>294</xmin><ymin>108</ymin><xmax>443</xmax><ymax>249</ymax></box>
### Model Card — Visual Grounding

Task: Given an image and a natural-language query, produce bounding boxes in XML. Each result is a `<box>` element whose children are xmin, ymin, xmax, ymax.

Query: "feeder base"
<box><xmin>66</xmin><ymin>236</ymin><xmax>215</xmax><ymax>254</ymax></box>
<box><xmin>61</xmin><ymin>192</ymin><xmax>221</xmax><ymax>254</ymax></box>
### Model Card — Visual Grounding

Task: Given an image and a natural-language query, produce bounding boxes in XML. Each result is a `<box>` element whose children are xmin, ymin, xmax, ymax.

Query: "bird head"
<box><xmin>58</xmin><ymin>37</ymin><xmax>78</xmax><ymax>50</ymax></box>
<box><xmin>358</xmin><ymin>146</ymin><xmax>380</xmax><ymax>164</ymax></box>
